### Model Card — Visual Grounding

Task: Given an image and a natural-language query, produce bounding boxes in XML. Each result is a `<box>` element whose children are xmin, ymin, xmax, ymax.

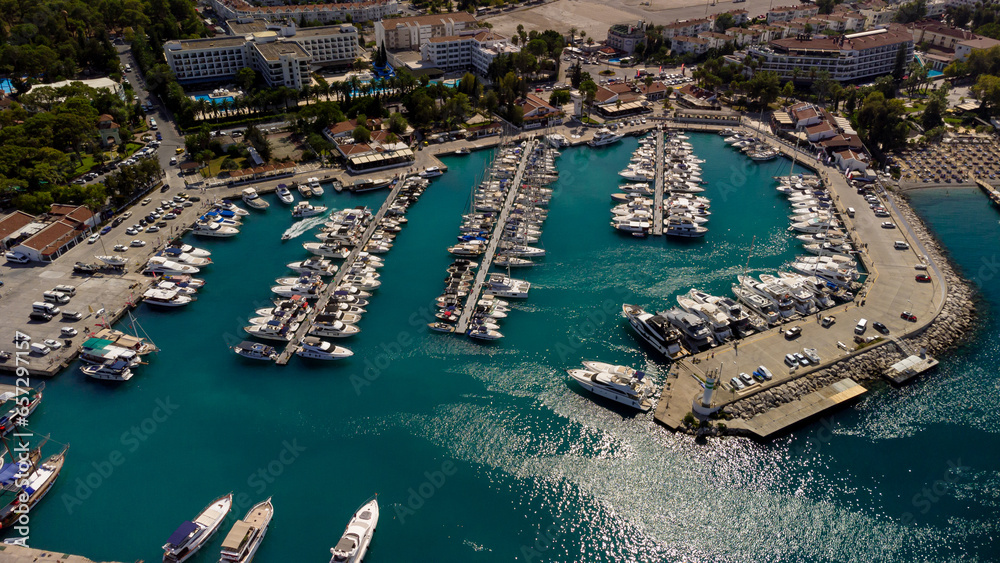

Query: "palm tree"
<box><xmin>301</xmin><ymin>84</ymin><xmax>312</xmax><ymax>105</ymax></box>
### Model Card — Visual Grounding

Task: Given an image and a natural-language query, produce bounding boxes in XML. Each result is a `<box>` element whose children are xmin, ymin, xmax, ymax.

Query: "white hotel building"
<box><xmin>163</xmin><ymin>23</ymin><xmax>358</xmax><ymax>88</ymax></box>
<box><xmin>420</xmin><ymin>31</ymin><xmax>519</xmax><ymax>76</ymax></box>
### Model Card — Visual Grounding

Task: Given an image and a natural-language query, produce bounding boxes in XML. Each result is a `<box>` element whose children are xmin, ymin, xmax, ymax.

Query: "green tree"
<box><xmin>235</xmin><ymin>67</ymin><xmax>257</xmax><ymax>91</ymax></box>
<box><xmin>972</xmin><ymin>74</ymin><xmax>1000</xmax><ymax>115</ymax></box>
<box><xmin>894</xmin><ymin>0</ymin><xmax>927</xmax><ymax>23</ymax></box>
<box><xmin>782</xmin><ymin>81</ymin><xmax>795</xmax><ymax>103</ymax></box>
<box><xmin>921</xmin><ymin>96</ymin><xmax>945</xmax><ymax>129</ymax></box>
<box><xmin>387</xmin><ymin>112</ymin><xmax>409</xmax><ymax>135</ymax></box>
<box><xmin>549</xmin><ymin>89</ymin><xmax>571</xmax><ymax>106</ymax></box>
<box><xmin>352</xmin><ymin>125</ymin><xmax>371</xmax><ymax>143</ymax></box>
<box><xmin>856</xmin><ymin>92</ymin><xmax>908</xmax><ymax>154</ymax></box>
<box><xmin>714</xmin><ymin>13</ymin><xmax>735</xmax><ymax>33</ymax></box>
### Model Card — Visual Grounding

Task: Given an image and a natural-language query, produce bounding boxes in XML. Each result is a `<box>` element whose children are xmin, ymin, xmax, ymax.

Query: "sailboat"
<box><xmin>0</xmin><ymin>436</ymin><xmax>68</xmax><ymax>530</ymax></box>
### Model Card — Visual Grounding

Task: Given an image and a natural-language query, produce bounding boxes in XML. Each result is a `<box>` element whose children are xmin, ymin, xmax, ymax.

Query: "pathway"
<box><xmin>653</xmin><ymin>129</ymin><xmax>665</xmax><ymax>236</ymax></box>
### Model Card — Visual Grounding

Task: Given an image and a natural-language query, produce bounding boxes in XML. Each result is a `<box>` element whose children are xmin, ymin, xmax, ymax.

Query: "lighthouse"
<box><xmin>692</xmin><ymin>368</ymin><xmax>720</xmax><ymax>416</ymax></box>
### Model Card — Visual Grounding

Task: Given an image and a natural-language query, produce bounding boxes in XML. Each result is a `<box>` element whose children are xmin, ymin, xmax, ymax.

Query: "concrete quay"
<box><xmin>0</xmin><ymin>544</ymin><xmax>133</xmax><ymax>563</ymax></box>
<box><xmin>652</xmin><ymin>130</ymin><xmax>665</xmax><ymax>236</ymax></box>
<box><xmin>652</xmin><ymin>123</ymin><xmax>973</xmax><ymax>438</ymax></box>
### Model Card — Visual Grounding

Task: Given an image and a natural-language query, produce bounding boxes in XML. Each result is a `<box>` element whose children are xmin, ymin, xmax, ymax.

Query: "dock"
<box><xmin>455</xmin><ymin>138</ymin><xmax>537</xmax><ymax>334</ymax></box>
<box><xmin>275</xmin><ymin>175</ymin><xmax>409</xmax><ymax>365</ymax></box>
<box><xmin>652</xmin><ymin>130</ymin><xmax>665</xmax><ymax>236</ymax></box>
<box><xmin>0</xmin><ymin>545</ymin><xmax>130</xmax><ymax>563</ymax></box>
<box><xmin>728</xmin><ymin>378</ymin><xmax>867</xmax><ymax>439</ymax></box>
<box><xmin>975</xmin><ymin>178</ymin><xmax>1000</xmax><ymax>206</ymax></box>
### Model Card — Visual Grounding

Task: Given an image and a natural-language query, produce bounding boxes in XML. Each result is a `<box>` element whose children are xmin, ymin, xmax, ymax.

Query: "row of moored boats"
<box><xmin>719</xmin><ymin>129</ymin><xmax>779</xmax><ymax>161</ymax></box>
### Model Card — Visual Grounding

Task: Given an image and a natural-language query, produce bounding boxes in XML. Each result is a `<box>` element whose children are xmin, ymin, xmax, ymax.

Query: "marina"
<box><xmin>1</xmin><ymin>128</ymin><xmax>997</xmax><ymax>561</ymax></box>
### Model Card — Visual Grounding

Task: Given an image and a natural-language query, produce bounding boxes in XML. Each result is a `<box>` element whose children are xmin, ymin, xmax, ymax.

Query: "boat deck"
<box><xmin>455</xmin><ymin>139</ymin><xmax>537</xmax><ymax>334</ymax></box>
<box><xmin>652</xmin><ymin>130</ymin><xmax>665</xmax><ymax>236</ymax></box>
<box><xmin>275</xmin><ymin>175</ymin><xmax>410</xmax><ymax>365</ymax></box>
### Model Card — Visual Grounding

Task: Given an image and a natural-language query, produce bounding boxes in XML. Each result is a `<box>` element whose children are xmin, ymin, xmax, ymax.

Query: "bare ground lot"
<box><xmin>486</xmin><ymin>0</ymin><xmax>806</xmax><ymax>41</ymax></box>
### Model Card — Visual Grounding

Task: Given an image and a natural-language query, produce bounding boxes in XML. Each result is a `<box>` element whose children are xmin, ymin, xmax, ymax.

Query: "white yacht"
<box><xmin>276</xmin><ymin>184</ymin><xmax>295</xmax><ymax>204</ymax></box>
<box><xmin>762</xmin><ymin>274</ymin><xmax>819</xmax><ymax>315</ymax></box>
<box><xmin>192</xmin><ymin>221</ymin><xmax>239</xmax><ymax>238</ymax></box>
<box><xmin>303</xmin><ymin>242</ymin><xmax>351</xmax><ymax>259</ymax></box>
<box><xmin>144</xmin><ymin>256</ymin><xmax>201</xmax><ymax>275</ymax></box>
<box><xmin>288</xmin><ymin>258</ymin><xmax>338</xmax><ymax>276</ymax></box>
<box><xmin>467</xmin><ymin>326</ymin><xmax>503</xmax><ymax>340</ymax></box>
<box><xmin>662</xmin><ymin>307</ymin><xmax>714</xmax><ymax>351</ymax></box>
<box><xmin>309</xmin><ymin>320</ymin><xmax>360</xmax><ymax>338</ymax></box>
<box><xmin>233</xmin><ymin>341</ymin><xmax>278</xmax><ymax>361</ymax></box>
<box><xmin>567</xmin><ymin>366</ymin><xmax>656</xmax><ymax>411</ymax></box>
<box><xmin>142</xmin><ymin>288</ymin><xmax>193</xmax><ymax>308</ymax></box>
<box><xmin>589</xmin><ymin>128</ymin><xmax>623</xmax><ymax>147</ymax></box>
<box><xmin>293</xmin><ymin>201</ymin><xmax>328</xmax><ymax>218</ymax></box>
<box><xmin>308</xmin><ymin>177</ymin><xmax>324</xmax><ymax>196</ymax></box>
<box><xmin>159</xmin><ymin>248</ymin><xmax>211</xmax><ymax>267</ymax></box>
<box><xmin>242</xmin><ymin>187</ymin><xmax>269</xmax><ymax>209</ymax></box>
<box><xmin>732</xmin><ymin>285</ymin><xmax>781</xmax><ymax>325</ymax></box>
<box><xmin>244</xmin><ymin>320</ymin><xmax>298</xmax><ymax>341</ymax></box>
<box><xmin>677</xmin><ymin>296</ymin><xmax>733</xmax><ymax>344</ymax></box>
<box><xmin>81</xmin><ymin>358</ymin><xmax>134</xmax><ymax>381</ymax></box>
<box><xmin>163</xmin><ymin>493</ymin><xmax>233</xmax><ymax>563</ymax></box>
<box><xmin>484</xmin><ymin>273</ymin><xmax>530</xmax><ymax>298</ymax></box>
<box><xmin>545</xmin><ymin>133</ymin><xmax>569</xmax><ymax>148</ymax></box>
<box><xmin>298</xmin><ymin>183</ymin><xmax>314</xmax><ymax>198</ymax></box>
<box><xmin>621</xmin><ymin>304</ymin><xmax>686</xmax><ymax>359</ymax></box>
<box><xmin>664</xmin><ymin>216</ymin><xmax>708</xmax><ymax>238</ymax></box>
<box><xmin>618</xmin><ymin>168</ymin><xmax>655</xmax><ymax>182</ymax></box>
<box><xmin>419</xmin><ymin>166</ymin><xmax>444</xmax><ymax>178</ymax></box>
<box><xmin>219</xmin><ymin>497</ymin><xmax>273</xmax><ymax>563</ymax></box>
<box><xmin>700</xmin><ymin>293</ymin><xmax>755</xmax><ymax>337</ymax></box>
<box><xmin>739</xmin><ymin>275</ymin><xmax>796</xmax><ymax>319</ymax></box>
<box><xmin>329</xmin><ymin>498</ymin><xmax>378</xmax><ymax>563</ymax></box>
<box><xmin>170</xmin><ymin>244</ymin><xmax>211</xmax><ymax>258</ymax></box>
<box><xmin>296</xmin><ymin>337</ymin><xmax>353</xmax><ymax>360</ymax></box>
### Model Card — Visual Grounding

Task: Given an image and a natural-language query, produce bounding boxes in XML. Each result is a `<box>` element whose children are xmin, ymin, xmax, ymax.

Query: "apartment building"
<box><xmin>375</xmin><ymin>13</ymin><xmax>477</xmax><ymax>51</ymax></box>
<box><xmin>606</xmin><ymin>21</ymin><xmax>648</xmax><ymax>55</ymax></box>
<box><xmin>907</xmin><ymin>20</ymin><xmax>979</xmax><ymax>50</ymax></box>
<box><xmin>211</xmin><ymin>0</ymin><xmax>398</xmax><ymax>25</ymax></box>
<box><xmin>419</xmin><ymin>31</ymin><xmax>519</xmax><ymax>75</ymax></box>
<box><xmin>164</xmin><ymin>23</ymin><xmax>357</xmax><ymax>88</ymax></box>
<box><xmin>748</xmin><ymin>25</ymin><xmax>914</xmax><ymax>82</ymax></box>
<box><xmin>766</xmin><ymin>4</ymin><xmax>820</xmax><ymax>23</ymax></box>
<box><xmin>662</xmin><ymin>18</ymin><xmax>713</xmax><ymax>40</ymax></box>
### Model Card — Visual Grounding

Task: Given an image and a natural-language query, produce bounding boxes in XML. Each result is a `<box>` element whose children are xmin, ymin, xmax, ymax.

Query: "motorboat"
<box><xmin>732</xmin><ymin>285</ymin><xmax>781</xmax><ymax>325</ymax></box>
<box><xmin>159</xmin><ymin>247</ymin><xmax>211</xmax><ymax>267</ymax></box>
<box><xmin>96</xmin><ymin>255</ymin><xmax>129</xmax><ymax>267</ymax></box>
<box><xmin>296</xmin><ymin>337</ymin><xmax>353</xmax><ymax>360</ymax></box>
<box><xmin>242</xmin><ymin>187</ymin><xmax>269</xmax><ymax>209</ymax></box>
<box><xmin>739</xmin><ymin>275</ymin><xmax>797</xmax><ymax>319</ymax></box>
<box><xmin>484</xmin><ymin>273</ymin><xmax>529</xmax><ymax>298</ymax></box>
<box><xmin>219</xmin><ymin>497</ymin><xmax>274</xmax><ymax>563</ymax></box>
<box><xmin>662</xmin><ymin>307</ymin><xmax>714</xmax><ymax>352</ymax></box>
<box><xmin>169</xmin><ymin>244</ymin><xmax>211</xmax><ymax>258</ymax></box>
<box><xmin>244</xmin><ymin>320</ymin><xmax>298</xmax><ymax>341</ymax></box>
<box><xmin>329</xmin><ymin>498</ymin><xmax>379</xmax><ymax>563</ymax></box>
<box><xmin>467</xmin><ymin>326</ymin><xmax>503</xmax><ymax>340</ymax></box>
<box><xmin>419</xmin><ymin>166</ymin><xmax>444</xmax><ymax>178</ymax></box>
<box><xmin>567</xmin><ymin>366</ymin><xmax>655</xmax><ymax>411</ymax></box>
<box><xmin>342</xmin><ymin>275</ymin><xmax>380</xmax><ymax>290</ymax></box>
<box><xmin>288</xmin><ymin>258</ymin><xmax>338</xmax><ymax>276</ymax></box>
<box><xmin>303</xmin><ymin>242</ymin><xmax>351</xmax><ymax>259</ymax></box>
<box><xmin>276</xmin><ymin>184</ymin><xmax>295</xmax><ymax>204</ymax></box>
<box><xmin>142</xmin><ymin>288</ymin><xmax>193</xmax><ymax>308</ymax></box>
<box><xmin>144</xmin><ymin>257</ymin><xmax>200</xmax><ymax>275</ymax></box>
<box><xmin>298</xmin><ymin>183</ymin><xmax>314</xmax><ymax>198</ymax></box>
<box><xmin>81</xmin><ymin>358</ymin><xmax>134</xmax><ymax>381</ymax></box>
<box><xmin>309</xmin><ymin>319</ymin><xmax>360</xmax><ymax>338</ymax></box>
<box><xmin>293</xmin><ymin>201</ymin><xmax>328</xmax><ymax>218</ymax></box>
<box><xmin>308</xmin><ymin>177</ymin><xmax>324</xmax><ymax>196</ymax></box>
<box><xmin>589</xmin><ymin>128</ymin><xmax>623</xmax><ymax>147</ymax></box>
<box><xmin>664</xmin><ymin>216</ymin><xmax>708</xmax><ymax>238</ymax></box>
<box><xmin>192</xmin><ymin>221</ymin><xmax>239</xmax><ymax>237</ymax></box>
<box><xmin>233</xmin><ymin>341</ymin><xmax>278</xmax><ymax>361</ymax></box>
<box><xmin>621</xmin><ymin>304</ymin><xmax>686</xmax><ymax>359</ymax></box>
<box><xmin>454</xmin><ymin>147</ymin><xmax>471</xmax><ymax>155</ymax></box>
<box><xmin>347</xmin><ymin>178</ymin><xmax>392</xmax><ymax>193</ymax></box>
<box><xmin>163</xmin><ymin>493</ymin><xmax>233</xmax><ymax>563</ymax></box>
<box><xmin>677</xmin><ymin>296</ymin><xmax>733</xmax><ymax>344</ymax></box>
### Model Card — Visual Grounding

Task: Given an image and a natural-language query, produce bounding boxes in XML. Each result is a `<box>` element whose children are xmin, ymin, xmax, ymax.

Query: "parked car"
<box><xmin>881</xmin><ymin>221</ymin><xmax>896</xmax><ymax>229</ymax></box>
<box><xmin>900</xmin><ymin>311</ymin><xmax>917</xmax><ymax>322</ymax></box>
<box><xmin>873</xmin><ymin>321</ymin><xmax>890</xmax><ymax>335</ymax></box>
<box><xmin>821</xmin><ymin>316</ymin><xmax>836</xmax><ymax>327</ymax></box>
<box><xmin>784</xmin><ymin>326</ymin><xmax>802</xmax><ymax>339</ymax></box>
<box><xmin>141</xmin><ymin>198</ymin><xmax>152</xmax><ymax>205</ymax></box>
<box><xmin>731</xmin><ymin>377</ymin><xmax>745</xmax><ymax>391</ymax></box>
<box><xmin>100</xmin><ymin>226</ymin><xmax>113</xmax><ymax>235</ymax></box>
<box><xmin>130</xmin><ymin>239</ymin><xmax>146</xmax><ymax>247</ymax></box>
<box><xmin>88</xmin><ymin>234</ymin><xmax>101</xmax><ymax>244</ymax></box>
<box><xmin>915</xmin><ymin>274</ymin><xmax>931</xmax><ymax>282</ymax></box>
<box><xmin>147</xmin><ymin>225</ymin><xmax>160</xmax><ymax>233</ymax></box>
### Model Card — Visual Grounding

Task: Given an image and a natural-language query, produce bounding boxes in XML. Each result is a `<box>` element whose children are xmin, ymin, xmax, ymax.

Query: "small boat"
<box><xmin>329</xmin><ymin>498</ymin><xmax>379</xmax><ymax>563</ymax></box>
<box><xmin>244</xmin><ymin>321</ymin><xmax>297</xmax><ymax>341</ymax></box>
<box><xmin>276</xmin><ymin>184</ymin><xmax>295</xmax><ymax>204</ymax></box>
<box><xmin>454</xmin><ymin>147</ymin><xmax>471</xmax><ymax>155</ymax></box>
<box><xmin>419</xmin><ymin>166</ymin><xmax>444</xmax><ymax>178</ymax></box>
<box><xmin>142</xmin><ymin>288</ymin><xmax>193</xmax><ymax>308</ymax></box>
<box><xmin>296</xmin><ymin>337</ymin><xmax>353</xmax><ymax>360</ymax></box>
<box><xmin>307</xmin><ymin>177</ymin><xmax>324</xmax><ymax>196</ymax></box>
<box><xmin>427</xmin><ymin>322</ymin><xmax>455</xmax><ymax>333</ymax></box>
<box><xmin>242</xmin><ymin>188</ymin><xmax>269</xmax><ymax>209</ymax></box>
<box><xmin>293</xmin><ymin>201</ymin><xmax>328</xmax><ymax>218</ymax></box>
<box><xmin>348</xmin><ymin>178</ymin><xmax>392</xmax><ymax>193</ymax></box>
<box><xmin>96</xmin><ymin>255</ymin><xmax>129</xmax><ymax>267</ymax></box>
<box><xmin>81</xmin><ymin>358</ymin><xmax>134</xmax><ymax>381</ymax></box>
<box><xmin>298</xmin><ymin>183</ymin><xmax>314</xmax><ymax>198</ymax></box>
<box><xmin>288</xmin><ymin>258</ymin><xmax>337</xmax><ymax>276</ymax></box>
<box><xmin>233</xmin><ymin>341</ymin><xmax>278</xmax><ymax>361</ymax></box>
<box><xmin>468</xmin><ymin>326</ymin><xmax>503</xmax><ymax>340</ymax></box>
<box><xmin>309</xmin><ymin>320</ymin><xmax>360</xmax><ymax>338</ymax></box>
<box><xmin>163</xmin><ymin>493</ymin><xmax>233</xmax><ymax>563</ymax></box>
<box><xmin>219</xmin><ymin>497</ymin><xmax>273</xmax><ymax>563</ymax></box>
<box><xmin>192</xmin><ymin>222</ymin><xmax>239</xmax><ymax>238</ymax></box>
<box><xmin>169</xmin><ymin>244</ymin><xmax>211</xmax><ymax>258</ymax></box>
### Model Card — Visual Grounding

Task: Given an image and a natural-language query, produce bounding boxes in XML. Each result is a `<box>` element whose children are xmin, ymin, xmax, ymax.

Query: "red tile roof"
<box><xmin>19</xmin><ymin>220</ymin><xmax>84</xmax><ymax>255</ymax></box>
<box><xmin>0</xmin><ymin>211</ymin><xmax>36</xmax><ymax>240</ymax></box>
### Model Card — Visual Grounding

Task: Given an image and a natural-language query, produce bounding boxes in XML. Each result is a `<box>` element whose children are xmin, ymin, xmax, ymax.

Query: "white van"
<box><xmin>43</xmin><ymin>290</ymin><xmax>71</xmax><ymax>304</ymax></box>
<box><xmin>149</xmin><ymin>118</ymin><xmax>158</xmax><ymax>130</ymax></box>
<box><xmin>855</xmin><ymin>318</ymin><xmax>868</xmax><ymax>334</ymax></box>
<box><xmin>5</xmin><ymin>251</ymin><xmax>28</xmax><ymax>263</ymax></box>
<box><xmin>894</xmin><ymin>240</ymin><xmax>909</xmax><ymax>250</ymax></box>
<box><xmin>30</xmin><ymin>342</ymin><xmax>50</xmax><ymax>356</ymax></box>
<box><xmin>846</xmin><ymin>207</ymin><xmax>855</xmax><ymax>218</ymax></box>
<box><xmin>52</xmin><ymin>284</ymin><xmax>76</xmax><ymax>296</ymax></box>
<box><xmin>32</xmin><ymin>302</ymin><xmax>60</xmax><ymax>315</ymax></box>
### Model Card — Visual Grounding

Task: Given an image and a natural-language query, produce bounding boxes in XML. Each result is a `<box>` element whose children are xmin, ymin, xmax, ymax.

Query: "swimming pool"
<box><xmin>194</xmin><ymin>94</ymin><xmax>235</xmax><ymax>105</ymax></box>
<box><xmin>928</xmin><ymin>70</ymin><xmax>943</xmax><ymax>78</ymax></box>
<box><xmin>0</xmin><ymin>78</ymin><xmax>13</xmax><ymax>94</ymax></box>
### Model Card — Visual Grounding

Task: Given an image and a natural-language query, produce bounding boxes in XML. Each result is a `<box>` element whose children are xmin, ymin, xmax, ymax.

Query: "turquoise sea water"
<box><xmin>8</xmin><ymin>135</ymin><xmax>1000</xmax><ymax>561</ymax></box>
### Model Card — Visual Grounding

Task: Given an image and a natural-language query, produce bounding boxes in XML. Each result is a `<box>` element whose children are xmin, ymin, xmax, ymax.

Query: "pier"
<box><xmin>275</xmin><ymin>175</ymin><xmax>410</xmax><ymax>365</ymax></box>
<box><xmin>0</xmin><ymin>545</ymin><xmax>129</xmax><ymax>563</ymax></box>
<box><xmin>455</xmin><ymin>139</ymin><xmax>537</xmax><ymax>334</ymax></box>
<box><xmin>652</xmin><ymin>130</ymin><xmax>665</xmax><ymax>236</ymax></box>
<box><xmin>975</xmin><ymin>178</ymin><xmax>1000</xmax><ymax>206</ymax></box>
